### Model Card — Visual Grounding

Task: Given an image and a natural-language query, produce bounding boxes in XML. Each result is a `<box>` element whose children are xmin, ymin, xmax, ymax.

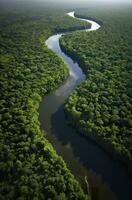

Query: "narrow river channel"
<box><xmin>39</xmin><ymin>11</ymin><xmax>132</xmax><ymax>200</ymax></box>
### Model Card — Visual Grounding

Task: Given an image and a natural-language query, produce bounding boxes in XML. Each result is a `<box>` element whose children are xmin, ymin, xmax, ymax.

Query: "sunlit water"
<box><xmin>39</xmin><ymin>11</ymin><xmax>132</xmax><ymax>200</ymax></box>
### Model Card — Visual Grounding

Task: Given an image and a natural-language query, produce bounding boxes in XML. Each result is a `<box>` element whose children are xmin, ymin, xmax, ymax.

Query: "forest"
<box><xmin>60</xmin><ymin>7</ymin><xmax>132</xmax><ymax>174</ymax></box>
<box><xmin>0</xmin><ymin>1</ymin><xmax>90</xmax><ymax>200</ymax></box>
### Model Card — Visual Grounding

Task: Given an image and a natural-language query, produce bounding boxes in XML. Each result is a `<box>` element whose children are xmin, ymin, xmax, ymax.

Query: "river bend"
<box><xmin>39</xmin><ymin>11</ymin><xmax>132</xmax><ymax>200</ymax></box>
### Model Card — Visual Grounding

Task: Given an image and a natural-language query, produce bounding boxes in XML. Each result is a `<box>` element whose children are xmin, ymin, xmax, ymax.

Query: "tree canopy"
<box><xmin>60</xmin><ymin>7</ymin><xmax>132</xmax><ymax>173</ymax></box>
<box><xmin>0</xmin><ymin>2</ymin><xmax>90</xmax><ymax>199</ymax></box>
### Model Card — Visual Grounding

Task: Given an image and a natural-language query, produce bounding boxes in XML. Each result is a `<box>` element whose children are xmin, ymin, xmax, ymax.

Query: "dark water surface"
<box><xmin>39</xmin><ymin>12</ymin><xmax>132</xmax><ymax>200</ymax></box>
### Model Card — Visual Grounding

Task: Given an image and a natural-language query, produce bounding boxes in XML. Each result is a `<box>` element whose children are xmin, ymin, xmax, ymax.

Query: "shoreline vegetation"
<box><xmin>74</xmin><ymin>13</ymin><xmax>103</xmax><ymax>27</ymax></box>
<box><xmin>60</xmin><ymin>8</ymin><xmax>132</xmax><ymax>175</ymax></box>
<box><xmin>0</xmin><ymin>3</ymin><xmax>91</xmax><ymax>199</ymax></box>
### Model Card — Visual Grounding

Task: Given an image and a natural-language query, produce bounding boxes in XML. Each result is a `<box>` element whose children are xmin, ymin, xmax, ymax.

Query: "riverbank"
<box><xmin>60</xmin><ymin>9</ymin><xmax>132</xmax><ymax>178</ymax></box>
<box><xmin>60</xmin><ymin>41</ymin><xmax>132</xmax><ymax>176</ymax></box>
<box><xmin>0</xmin><ymin>4</ymin><xmax>92</xmax><ymax>199</ymax></box>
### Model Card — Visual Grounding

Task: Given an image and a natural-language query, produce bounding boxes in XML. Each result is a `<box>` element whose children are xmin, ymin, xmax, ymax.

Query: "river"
<box><xmin>39</xmin><ymin>11</ymin><xmax>132</xmax><ymax>200</ymax></box>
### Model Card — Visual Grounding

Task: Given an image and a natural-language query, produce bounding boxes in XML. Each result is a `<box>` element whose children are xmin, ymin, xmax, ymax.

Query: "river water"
<box><xmin>39</xmin><ymin>11</ymin><xmax>132</xmax><ymax>200</ymax></box>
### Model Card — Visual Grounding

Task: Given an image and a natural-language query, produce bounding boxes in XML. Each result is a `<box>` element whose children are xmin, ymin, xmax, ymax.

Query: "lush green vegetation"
<box><xmin>0</xmin><ymin>1</ymin><xmax>90</xmax><ymax>199</ymax></box>
<box><xmin>60</xmin><ymin>7</ymin><xmax>132</xmax><ymax>173</ymax></box>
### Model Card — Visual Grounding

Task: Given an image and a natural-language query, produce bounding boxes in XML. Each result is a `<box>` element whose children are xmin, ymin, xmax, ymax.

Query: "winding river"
<box><xmin>39</xmin><ymin>11</ymin><xmax>132</xmax><ymax>200</ymax></box>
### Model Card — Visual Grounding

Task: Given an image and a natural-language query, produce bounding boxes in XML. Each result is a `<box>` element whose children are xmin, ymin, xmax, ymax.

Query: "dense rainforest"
<box><xmin>60</xmin><ymin>7</ymin><xmax>132</xmax><ymax>174</ymax></box>
<box><xmin>0</xmin><ymin>1</ymin><xmax>90</xmax><ymax>200</ymax></box>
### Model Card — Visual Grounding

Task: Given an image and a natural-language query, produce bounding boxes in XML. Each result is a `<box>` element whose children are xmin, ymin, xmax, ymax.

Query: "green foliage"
<box><xmin>0</xmin><ymin>2</ymin><xmax>89</xmax><ymax>200</ymax></box>
<box><xmin>60</xmin><ymin>8</ymin><xmax>132</xmax><ymax>170</ymax></box>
